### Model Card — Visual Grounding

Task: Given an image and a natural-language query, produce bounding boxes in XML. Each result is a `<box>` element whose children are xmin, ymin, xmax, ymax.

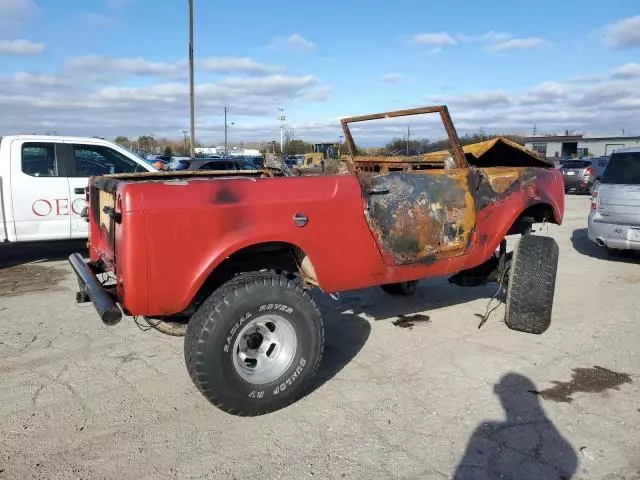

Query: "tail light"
<box><xmin>590</xmin><ymin>190</ymin><xmax>598</xmax><ymax>211</ymax></box>
<box><xmin>584</xmin><ymin>166</ymin><xmax>593</xmax><ymax>176</ymax></box>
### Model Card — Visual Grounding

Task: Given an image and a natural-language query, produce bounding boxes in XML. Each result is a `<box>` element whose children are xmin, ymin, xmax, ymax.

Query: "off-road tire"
<box><xmin>380</xmin><ymin>280</ymin><xmax>419</xmax><ymax>296</ymax></box>
<box><xmin>505</xmin><ymin>235</ymin><xmax>558</xmax><ymax>334</ymax></box>
<box><xmin>184</xmin><ymin>271</ymin><xmax>324</xmax><ymax>416</ymax></box>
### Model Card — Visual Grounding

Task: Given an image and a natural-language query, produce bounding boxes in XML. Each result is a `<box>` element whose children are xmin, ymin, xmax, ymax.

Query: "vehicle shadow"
<box><xmin>303</xmin><ymin>294</ymin><xmax>372</xmax><ymax>396</ymax></box>
<box><xmin>0</xmin><ymin>240</ymin><xmax>87</xmax><ymax>269</ymax></box>
<box><xmin>452</xmin><ymin>373</ymin><xmax>577</xmax><ymax>480</ymax></box>
<box><xmin>571</xmin><ymin>228</ymin><xmax>640</xmax><ymax>264</ymax></box>
<box><xmin>337</xmin><ymin>277</ymin><xmax>498</xmax><ymax>322</ymax></box>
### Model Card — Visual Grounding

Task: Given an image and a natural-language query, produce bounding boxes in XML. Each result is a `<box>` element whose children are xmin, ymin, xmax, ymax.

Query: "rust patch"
<box><xmin>533</xmin><ymin>366</ymin><xmax>632</xmax><ymax>403</ymax></box>
<box><xmin>0</xmin><ymin>264</ymin><xmax>68</xmax><ymax>296</ymax></box>
<box><xmin>486</xmin><ymin>171</ymin><xmax>520</xmax><ymax>194</ymax></box>
<box><xmin>364</xmin><ymin>171</ymin><xmax>474</xmax><ymax>264</ymax></box>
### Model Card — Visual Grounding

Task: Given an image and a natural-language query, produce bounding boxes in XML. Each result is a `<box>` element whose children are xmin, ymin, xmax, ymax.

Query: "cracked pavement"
<box><xmin>0</xmin><ymin>196</ymin><xmax>639</xmax><ymax>479</ymax></box>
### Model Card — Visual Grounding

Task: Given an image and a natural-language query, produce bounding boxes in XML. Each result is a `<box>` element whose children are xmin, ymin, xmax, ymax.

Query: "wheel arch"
<box><xmin>181</xmin><ymin>240</ymin><xmax>319</xmax><ymax>316</ymax></box>
<box><xmin>506</xmin><ymin>201</ymin><xmax>560</xmax><ymax>236</ymax></box>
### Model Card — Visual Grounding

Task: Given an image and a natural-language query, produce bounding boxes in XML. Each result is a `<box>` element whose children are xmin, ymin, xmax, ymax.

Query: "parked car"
<box><xmin>560</xmin><ymin>159</ymin><xmax>594</xmax><ymax>194</ymax></box>
<box><xmin>0</xmin><ymin>135</ymin><xmax>156</xmax><ymax>244</ymax></box>
<box><xmin>587</xmin><ymin>156</ymin><xmax>610</xmax><ymax>193</ymax></box>
<box><xmin>188</xmin><ymin>158</ymin><xmax>260</xmax><ymax>171</ymax></box>
<box><xmin>168</xmin><ymin>157</ymin><xmax>191</xmax><ymax>171</ymax></box>
<box><xmin>588</xmin><ymin>147</ymin><xmax>640</xmax><ymax>255</ymax></box>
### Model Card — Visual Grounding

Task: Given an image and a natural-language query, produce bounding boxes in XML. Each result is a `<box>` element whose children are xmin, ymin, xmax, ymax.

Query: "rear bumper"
<box><xmin>587</xmin><ymin>213</ymin><xmax>640</xmax><ymax>251</ymax></box>
<box><xmin>68</xmin><ymin>253</ymin><xmax>123</xmax><ymax>325</ymax></box>
<box><xmin>563</xmin><ymin>176</ymin><xmax>591</xmax><ymax>191</ymax></box>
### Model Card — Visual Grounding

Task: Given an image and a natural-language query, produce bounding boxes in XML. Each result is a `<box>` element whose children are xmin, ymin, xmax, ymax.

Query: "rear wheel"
<box><xmin>184</xmin><ymin>272</ymin><xmax>324</xmax><ymax>416</ymax></box>
<box><xmin>505</xmin><ymin>235</ymin><xmax>559</xmax><ymax>334</ymax></box>
<box><xmin>380</xmin><ymin>280</ymin><xmax>419</xmax><ymax>296</ymax></box>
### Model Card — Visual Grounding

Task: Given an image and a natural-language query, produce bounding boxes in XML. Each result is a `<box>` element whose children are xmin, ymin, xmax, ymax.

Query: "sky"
<box><xmin>0</xmin><ymin>0</ymin><xmax>639</xmax><ymax>145</ymax></box>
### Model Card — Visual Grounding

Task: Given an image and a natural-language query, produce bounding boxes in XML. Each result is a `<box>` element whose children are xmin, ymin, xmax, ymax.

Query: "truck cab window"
<box><xmin>21</xmin><ymin>143</ymin><xmax>58</xmax><ymax>177</ymax></box>
<box><xmin>72</xmin><ymin>145</ymin><xmax>145</xmax><ymax>177</ymax></box>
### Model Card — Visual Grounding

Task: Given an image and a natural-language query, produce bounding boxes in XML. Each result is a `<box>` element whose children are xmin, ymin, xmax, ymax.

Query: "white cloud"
<box><xmin>11</xmin><ymin>72</ymin><xmax>68</xmax><ymax>86</ymax></box>
<box><xmin>199</xmin><ymin>57</ymin><xmax>280</xmax><ymax>75</ymax></box>
<box><xmin>66</xmin><ymin>55</ymin><xmax>182</xmax><ymax>77</ymax></box>
<box><xmin>521</xmin><ymin>81</ymin><xmax>566</xmax><ymax>104</ymax></box>
<box><xmin>448</xmin><ymin>90</ymin><xmax>511</xmax><ymax>108</ymax></box>
<box><xmin>612</xmin><ymin>62</ymin><xmax>640</xmax><ymax>79</ymax></box>
<box><xmin>410</xmin><ymin>32</ymin><xmax>457</xmax><ymax>46</ymax></box>
<box><xmin>379</xmin><ymin>73</ymin><xmax>406</xmax><ymax>84</ymax></box>
<box><xmin>486</xmin><ymin>37</ymin><xmax>545</xmax><ymax>53</ymax></box>
<box><xmin>458</xmin><ymin>31</ymin><xmax>511</xmax><ymax>43</ymax></box>
<box><xmin>0</xmin><ymin>0</ymin><xmax>39</xmax><ymax>28</ymax></box>
<box><xmin>269</xmin><ymin>33</ymin><xmax>317</xmax><ymax>53</ymax></box>
<box><xmin>603</xmin><ymin>15</ymin><xmax>640</xmax><ymax>48</ymax></box>
<box><xmin>0</xmin><ymin>39</ymin><xmax>44</xmax><ymax>55</ymax></box>
<box><xmin>0</xmin><ymin>59</ymin><xmax>329</xmax><ymax>141</ymax></box>
<box><xmin>567</xmin><ymin>74</ymin><xmax>603</xmax><ymax>84</ymax></box>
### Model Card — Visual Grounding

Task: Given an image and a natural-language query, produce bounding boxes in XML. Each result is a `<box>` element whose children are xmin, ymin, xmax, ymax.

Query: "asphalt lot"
<box><xmin>1</xmin><ymin>195</ymin><xmax>639</xmax><ymax>480</ymax></box>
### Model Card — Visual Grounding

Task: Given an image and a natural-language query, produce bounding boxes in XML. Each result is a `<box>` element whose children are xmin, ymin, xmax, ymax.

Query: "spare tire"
<box><xmin>505</xmin><ymin>235</ymin><xmax>559</xmax><ymax>334</ymax></box>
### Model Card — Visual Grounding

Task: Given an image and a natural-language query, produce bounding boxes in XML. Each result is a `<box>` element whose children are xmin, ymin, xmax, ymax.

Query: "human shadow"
<box><xmin>452</xmin><ymin>373</ymin><xmax>578</xmax><ymax>480</ymax></box>
<box><xmin>571</xmin><ymin>228</ymin><xmax>639</xmax><ymax>264</ymax></box>
<box><xmin>303</xmin><ymin>293</ymin><xmax>372</xmax><ymax>397</ymax></box>
<box><xmin>334</xmin><ymin>277</ymin><xmax>499</xmax><ymax>323</ymax></box>
<box><xmin>0</xmin><ymin>240</ymin><xmax>87</xmax><ymax>269</ymax></box>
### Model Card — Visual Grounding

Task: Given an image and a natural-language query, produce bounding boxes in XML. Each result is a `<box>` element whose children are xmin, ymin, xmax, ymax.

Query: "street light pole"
<box><xmin>277</xmin><ymin>106</ymin><xmax>285</xmax><ymax>154</ymax></box>
<box><xmin>188</xmin><ymin>0</ymin><xmax>196</xmax><ymax>158</ymax></box>
<box><xmin>180</xmin><ymin>129</ymin><xmax>188</xmax><ymax>153</ymax></box>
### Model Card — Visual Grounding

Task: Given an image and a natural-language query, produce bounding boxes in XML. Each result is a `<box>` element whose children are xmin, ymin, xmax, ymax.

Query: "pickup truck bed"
<box><xmin>70</xmin><ymin>105</ymin><xmax>564</xmax><ymax>416</ymax></box>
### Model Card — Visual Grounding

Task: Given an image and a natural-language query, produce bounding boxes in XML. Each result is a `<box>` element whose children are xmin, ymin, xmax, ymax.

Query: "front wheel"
<box><xmin>505</xmin><ymin>235</ymin><xmax>559</xmax><ymax>334</ymax></box>
<box><xmin>184</xmin><ymin>272</ymin><xmax>324</xmax><ymax>416</ymax></box>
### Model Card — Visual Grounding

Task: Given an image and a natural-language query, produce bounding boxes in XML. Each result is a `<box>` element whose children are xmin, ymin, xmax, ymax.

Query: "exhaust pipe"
<box><xmin>68</xmin><ymin>253</ymin><xmax>122</xmax><ymax>326</ymax></box>
<box><xmin>596</xmin><ymin>238</ymin><xmax>606</xmax><ymax>247</ymax></box>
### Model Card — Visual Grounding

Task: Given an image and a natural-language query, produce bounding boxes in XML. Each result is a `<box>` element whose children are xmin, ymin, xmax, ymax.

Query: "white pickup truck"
<box><xmin>0</xmin><ymin>135</ymin><xmax>156</xmax><ymax>244</ymax></box>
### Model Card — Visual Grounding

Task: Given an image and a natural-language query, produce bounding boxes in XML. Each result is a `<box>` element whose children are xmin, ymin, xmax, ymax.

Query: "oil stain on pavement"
<box><xmin>392</xmin><ymin>314</ymin><xmax>431</xmax><ymax>329</ymax></box>
<box><xmin>533</xmin><ymin>366</ymin><xmax>632</xmax><ymax>403</ymax></box>
<box><xmin>0</xmin><ymin>264</ymin><xmax>68</xmax><ymax>297</ymax></box>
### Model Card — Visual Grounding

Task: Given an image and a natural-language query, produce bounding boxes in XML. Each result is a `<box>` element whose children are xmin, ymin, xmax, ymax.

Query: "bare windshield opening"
<box><xmin>602</xmin><ymin>152</ymin><xmax>640</xmax><ymax>185</ymax></box>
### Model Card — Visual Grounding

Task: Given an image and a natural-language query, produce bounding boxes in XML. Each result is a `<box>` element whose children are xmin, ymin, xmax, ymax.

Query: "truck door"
<box><xmin>340</xmin><ymin>105</ymin><xmax>476</xmax><ymax>266</ymax></box>
<box><xmin>10</xmin><ymin>140</ymin><xmax>72</xmax><ymax>242</ymax></box>
<box><xmin>66</xmin><ymin>143</ymin><xmax>150</xmax><ymax>239</ymax></box>
<box><xmin>363</xmin><ymin>169</ymin><xmax>476</xmax><ymax>265</ymax></box>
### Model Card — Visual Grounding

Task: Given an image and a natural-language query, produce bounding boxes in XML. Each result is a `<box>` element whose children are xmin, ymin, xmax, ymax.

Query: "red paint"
<box><xmin>55</xmin><ymin>198</ymin><xmax>69</xmax><ymax>216</ymax></box>
<box><xmin>88</xmin><ymin>169</ymin><xmax>564</xmax><ymax>317</ymax></box>
<box><xmin>32</xmin><ymin>199</ymin><xmax>52</xmax><ymax>217</ymax></box>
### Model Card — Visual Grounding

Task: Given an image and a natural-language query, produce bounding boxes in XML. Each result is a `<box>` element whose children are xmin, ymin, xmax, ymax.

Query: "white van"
<box><xmin>0</xmin><ymin>135</ymin><xmax>156</xmax><ymax>244</ymax></box>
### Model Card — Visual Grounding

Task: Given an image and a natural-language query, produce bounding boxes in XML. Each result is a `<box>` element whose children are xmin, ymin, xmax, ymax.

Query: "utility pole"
<box><xmin>180</xmin><ymin>129</ymin><xmax>188</xmax><ymax>153</ymax></box>
<box><xmin>277</xmin><ymin>106</ymin><xmax>286</xmax><ymax>154</ymax></box>
<box><xmin>224</xmin><ymin>107</ymin><xmax>228</xmax><ymax>156</ymax></box>
<box><xmin>406</xmin><ymin>125</ymin><xmax>410</xmax><ymax>156</ymax></box>
<box><xmin>188</xmin><ymin>0</ymin><xmax>196</xmax><ymax>158</ymax></box>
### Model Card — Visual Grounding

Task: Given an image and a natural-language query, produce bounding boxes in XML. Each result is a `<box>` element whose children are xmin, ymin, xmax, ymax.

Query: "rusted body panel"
<box><xmin>363</xmin><ymin>170</ymin><xmax>475</xmax><ymax>264</ymax></box>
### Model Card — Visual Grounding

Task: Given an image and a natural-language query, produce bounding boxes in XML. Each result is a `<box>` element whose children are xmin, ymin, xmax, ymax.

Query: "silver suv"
<box><xmin>588</xmin><ymin>147</ymin><xmax>640</xmax><ymax>254</ymax></box>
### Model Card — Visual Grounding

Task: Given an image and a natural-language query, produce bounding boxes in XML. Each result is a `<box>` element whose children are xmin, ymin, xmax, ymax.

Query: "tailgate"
<box><xmin>89</xmin><ymin>177</ymin><xmax>120</xmax><ymax>267</ymax></box>
<box><xmin>597</xmin><ymin>184</ymin><xmax>640</xmax><ymax>226</ymax></box>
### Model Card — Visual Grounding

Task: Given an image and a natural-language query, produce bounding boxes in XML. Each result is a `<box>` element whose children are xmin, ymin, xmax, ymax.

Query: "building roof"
<box><xmin>525</xmin><ymin>135</ymin><xmax>640</xmax><ymax>143</ymax></box>
<box><xmin>524</xmin><ymin>135</ymin><xmax>583</xmax><ymax>142</ymax></box>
